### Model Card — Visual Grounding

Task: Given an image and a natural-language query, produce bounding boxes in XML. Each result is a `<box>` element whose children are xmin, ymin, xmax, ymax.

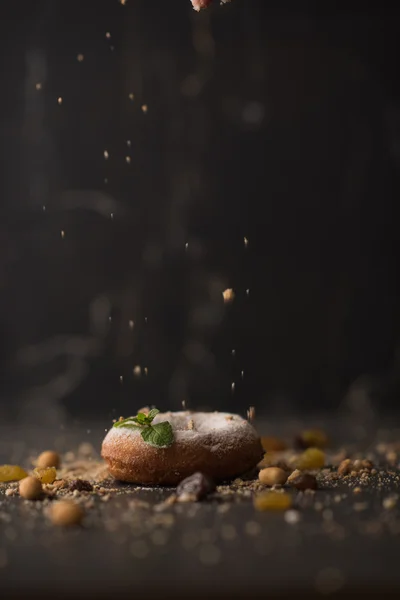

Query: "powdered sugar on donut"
<box><xmin>105</xmin><ymin>411</ymin><xmax>258</xmax><ymax>456</ymax></box>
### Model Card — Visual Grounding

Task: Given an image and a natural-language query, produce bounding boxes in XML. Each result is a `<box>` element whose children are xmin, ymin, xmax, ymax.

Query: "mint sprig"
<box><xmin>113</xmin><ymin>408</ymin><xmax>174</xmax><ymax>448</ymax></box>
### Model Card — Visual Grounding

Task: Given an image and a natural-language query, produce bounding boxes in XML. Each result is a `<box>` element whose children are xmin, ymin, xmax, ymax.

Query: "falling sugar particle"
<box><xmin>108</xmin><ymin>316</ymin><xmax>112</xmax><ymax>322</ymax></box>
<box><xmin>127</xmin><ymin>140</ymin><xmax>131</xmax><ymax>147</ymax></box>
<box><xmin>57</xmin><ymin>97</ymin><xmax>63</xmax><ymax>105</ymax></box>
<box><xmin>141</xmin><ymin>104</ymin><xmax>148</xmax><ymax>113</ymax></box>
<box><xmin>241</xmin><ymin>370</ymin><xmax>244</xmax><ymax>379</ymax></box>
<box><xmin>231</xmin><ymin>382</ymin><xmax>235</xmax><ymax>393</ymax></box>
<box><xmin>110</xmin><ymin>213</ymin><xmax>114</xmax><ymax>220</ymax></box>
<box><xmin>133</xmin><ymin>366</ymin><xmax>141</xmax><ymax>377</ymax></box>
<box><xmin>128</xmin><ymin>320</ymin><xmax>134</xmax><ymax>329</ymax></box>
<box><xmin>87</xmin><ymin>429</ymin><xmax>91</xmax><ymax>434</ymax></box>
<box><xmin>128</xmin><ymin>93</ymin><xmax>134</xmax><ymax>101</ymax></box>
<box><xmin>104</xmin><ymin>429</ymin><xmax>108</xmax><ymax>432</ymax></box>
<box><xmin>110</xmin><ymin>46</ymin><xmax>115</xmax><ymax>51</ymax></box>
<box><xmin>144</xmin><ymin>317</ymin><xmax>148</xmax><ymax>323</ymax></box>
<box><xmin>223</xmin><ymin>288</ymin><xmax>235</xmax><ymax>303</ymax></box>
<box><xmin>105</xmin><ymin>32</ymin><xmax>111</xmax><ymax>39</ymax></box>
<box><xmin>60</xmin><ymin>230</ymin><xmax>65</xmax><ymax>239</ymax></box>
<box><xmin>119</xmin><ymin>376</ymin><xmax>123</xmax><ymax>384</ymax></box>
<box><xmin>244</xmin><ymin>236</ymin><xmax>249</xmax><ymax>248</ymax></box>
<box><xmin>35</xmin><ymin>82</ymin><xmax>42</xmax><ymax>90</ymax></box>
<box><xmin>125</xmin><ymin>156</ymin><xmax>131</xmax><ymax>164</ymax></box>
<box><xmin>185</xmin><ymin>242</ymin><xmax>189</xmax><ymax>250</ymax></box>
<box><xmin>42</xmin><ymin>205</ymin><xmax>46</xmax><ymax>212</ymax></box>
<box><xmin>77</xmin><ymin>54</ymin><xmax>84</xmax><ymax>62</ymax></box>
<box><xmin>144</xmin><ymin>367</ymin><xmax>148</xmax><ymax>376</ymax></box>
<box><xmin>231</xmin><ymin>349</ymin><xmax>236</xmax><ymax>356</ymax></box>
<box><xmin>246</xmin><ymin>289</ymin><xmax>250</xmax><ymax>296</ymax></box>
<box><xmin>182</xmin><ymin>399</ymin><xmax>186</xmax><ymax>409</ymax></box>
<box><xmin>119</xmin><ymin>0</ymin><xmax>127</xmax><ymax>5</ymax></box>
<box><xmin>103</xmin><ymin>150</ymin><xmax>109</xmax><ymax>160</ymax></box>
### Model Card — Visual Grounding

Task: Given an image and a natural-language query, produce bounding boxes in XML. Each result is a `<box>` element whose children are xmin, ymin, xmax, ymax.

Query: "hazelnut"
<box><xmin>259</xmin><ymin>467</ymin><xmax>288</xmax><ymax>487</ymax></box>
<box><xmin>49</xmin><ymin>501</ymin><xmax>84</xmax><ymax>527</ymax></box>
<box><xmin>36</xmin><ymin>450</ymin><xmax>60</xmax><ymax>469</ymax></box>
<box><xmin>288</xmin><ymin>472</ymin><xmax>318</xmax><ymax>491</ymax></box>
<box><xmin>19</xmin><ymin>476</ymin><xmax>43</xmax><ymax>500</ymax></box>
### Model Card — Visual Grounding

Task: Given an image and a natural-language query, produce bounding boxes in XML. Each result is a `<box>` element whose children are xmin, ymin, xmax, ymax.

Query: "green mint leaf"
<box><xmin>113</xmin><ymin>417</ymin><xmax>140</xmax><ymax>429</ymax></box>
<box><xmin>146</xmin><ymin>408</ymin><xmax>160</xmax><ymax>423</ymax></box>
<box><xmin>134</xmin><ymin>412</ymin><xmax>149</xmax><ymax>425</ymax></box>
<box><xmin>140</xmin><ymin>422</ymin><xmax>174</xmax><ymax>448</ymax></box>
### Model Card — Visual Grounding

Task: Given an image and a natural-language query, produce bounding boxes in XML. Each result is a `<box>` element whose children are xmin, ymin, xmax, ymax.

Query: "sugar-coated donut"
<box><xmin>101</xmin><ymin>411</ymin><xmax>263</xmax><ymax>485</ymax></box>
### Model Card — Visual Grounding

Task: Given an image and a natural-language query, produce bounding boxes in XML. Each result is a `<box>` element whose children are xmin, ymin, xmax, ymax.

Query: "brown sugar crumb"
<box><xmin>49</xmin><ymin>500</ymin><xmax>84</xmax><ymax>527</ymax></box>
<box><xmin>19</xmin><ymin>476</ymin><xmax>43</xmax><ymax>500</ymax></box>
<box><xmin>36</xmin><ymin>451</ymin><xmax>60</xmax><ymax>469</ymax></box>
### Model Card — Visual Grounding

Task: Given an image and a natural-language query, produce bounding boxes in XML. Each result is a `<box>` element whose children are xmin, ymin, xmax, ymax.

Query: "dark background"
<box><xmin>0</xmin><ymin>0</ymin><xmax>399</xmax><ymax>424</ymax></box>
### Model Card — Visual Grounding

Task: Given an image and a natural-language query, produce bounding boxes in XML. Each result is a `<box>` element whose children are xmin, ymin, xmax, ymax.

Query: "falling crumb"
<box><xmin>125</xmin><ymin>156</ymin><xmax>131</xmax><ymax>164</ymax></box>
<box><xmin>103</xmin><ymin>150</ymin><xmax>109</xmax><ymax>160</ymax></box>
<box><xmin>185</xmin><ymin>242</ymin><xmax>189</xmax><ymax>250</ymax></box>
<box><xmin>128</xmin><ymin>93</ymin><xmax>134</xmax><ymax>101</ymax></box>
<box><xmin>241</xmin><ymin>370</ymin><xmax>244</xmax><ymax>379</ymax></box>
<box><xmin>105</xmin><ymin>32</ymin><xmax>111</xmax><ymax>39</ymax></box>
<box><xmin>222</xmin><ymin>288</ymin><xmax>235</xmax><ymax>303</ymax></box>
<box><xmin>141</xmin><ymin>104</ymin><xmax>148</xmax><ymax>113</ymax></box>
<box><xmin>35</xmin><ymin>82</ymin><xmax>42</xmax><ymax>90</ymax></box>
<box><xmin>133</xmin><ymin>366</ymin><xmax>141</xmax><ymax>377</ymax></box>
<box><xmin>244</xmin><ymin>236</ymin><xmax>249</xmax><ymax>248</ymax></box>
<box><xmin>231</xmin><ymin>382</ymin><xmax>235</xmax><ymax>393</ymax></box>
<box><xmin>353</xmin><ymin>487</ymin><xmax>362</xmax><ymax>494</ymax></box>
<box><xmin>60</xmin><ymin>230</ymin><xmax>65</xmax><ymax>239</ymax></box>
<box><xmin>129</xmin><ymin>320</ymin><xmax>134</xmax><ymax>329</ymax></box>
<box><xmin>57</xmin><ymin>97</ymin><xmax>63</xmax><ymax>105</ymax></box>
<box><xmin>246</xmin><ymin>289</ymin><xmax>250</xmax><ymax>296</ymax></box>
<box><xmin>144</xmin><ymin>367</ymin><xmax>148</xmax><ymax>376</ymax></box>
<box><xmin>119</xmin><ymin>0</ymin><xmax>127</xmax><ymax>4</ymax></box>
<box><xmin>119</xmin><ymin>375</ymin><xmax>123</xmax><ymax>383</ymax></box>
<box><xmin>110</xmin><ymin>212</ymin><xmax>113</xmax><ymax>219</ymax></box>
<box><xmin>42</xmin><ymin>205</ymin><xmax>46</xmax><ymax>211</ymax></box>
<box><xmin>182</xmin><ymin>400</ymin><xmax>186</xmax><ymax>409</ymax></box>
<box><xmin>77</xmin><ymin>54</ymin><xmax>84</xmax><ymax>62</ymax></box>
<box><xmin>247</xmin><ymin>406</ymin><xmax>255</xmax><ymax>422</ymax></box>
<box><xmin>127</xmin><ymin>140</ymin><xmax>131</xmax><ymax>147</ymax></box>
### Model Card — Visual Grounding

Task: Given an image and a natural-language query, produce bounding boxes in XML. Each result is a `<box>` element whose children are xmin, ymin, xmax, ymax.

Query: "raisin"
<box><xmin>261</xmin><ymin>437</ymin><xmax>287</xmax><ymax>452</ymax></box>
<box><xmin>69</xmin><ymin>479</ymin><xmax>93</xmax><ymax>492</ymax></box>
<box><xmin>295</xmin><ymin>429</ymin><xmax>328</xmax><ymax>449</ymax></box>
<box><xmin>176</xmin><ymin>472</ymin><xmax>215</xmax><ymax>501</ymax></box>
<box><xmin>0</xmin><ymin>465</ymin><xmax>28</xmax><ymax>482</ymax></box>
<box><xmin>254</xmin><ymin>491</ymin><xmax>292</xmax><ymax>512</ymax></box>
<box><xmin>296</xmin><ymin>448</ymin><xmax>325</xmax><ymax>470</ymax></box>
<box><xmin>33</xmin><ymin>467</ymin><xmax>57</xmax><ymax>484</ymax></box>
